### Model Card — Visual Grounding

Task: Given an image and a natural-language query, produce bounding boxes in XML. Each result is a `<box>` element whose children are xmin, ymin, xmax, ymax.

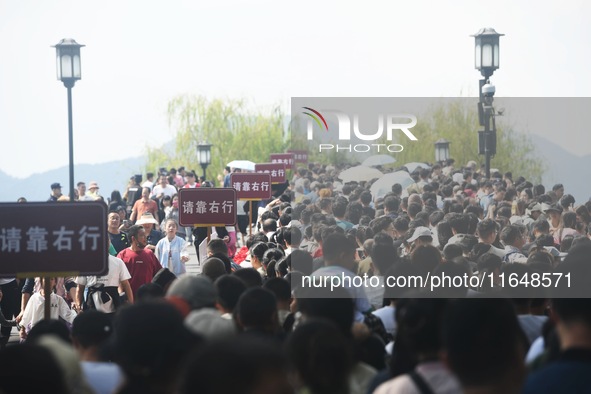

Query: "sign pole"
<box><xmin>44</xmin><ymin>276</ymin><xmax>51</xmax><ymax>320</ymax></box>
<box><xmin>248</xmin><ymin>201</ymin><xmax>253</xmax><ymax>237</ymax></box>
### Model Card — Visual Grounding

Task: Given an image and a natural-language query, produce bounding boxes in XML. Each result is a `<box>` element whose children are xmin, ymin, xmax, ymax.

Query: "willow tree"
<box><xmin>145</xmin><ymin>96</ymin><xmax>287</xmax><ymax>182</ymax></box>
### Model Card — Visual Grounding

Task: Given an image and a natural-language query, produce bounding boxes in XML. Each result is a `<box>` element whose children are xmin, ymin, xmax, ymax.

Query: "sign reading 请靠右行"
<box><xmin>0</xmin><ymin>202</ymin><xmax>108</xmax><ymax>277</ymax></box>
<box><xmin>287</xmin><ymin>149</ymin><xmax>308</xmax><ymax>163</ymax></box>
<box><xmin>230</xmin><ymin>173</ymin><xmax>272</xmax><ymax>201</ymax></box>
<box><xmin>269</xmin><ymin>153</ymin><xmax>295</xmax><ymax>170</ymax></box>
<box><xmin>254</xmin><ymin>163</ymin><xmax>287</xmax><ymax>184</ymax></box>
<box><xmin>178</xmin><ymin>188</ymin><xmax>237</xmax><ymax>227</ymax></box>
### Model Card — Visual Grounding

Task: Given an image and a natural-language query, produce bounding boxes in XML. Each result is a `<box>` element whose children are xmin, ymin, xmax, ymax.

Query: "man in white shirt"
<box><xmin>77</xmin><ymin>182</ymin><xmax>94</xmax><ymax>201</ymax></box>
<box><xmin>151</xmin><ymin>175</ymin><xmax>177</xmax><ymax>199</ymax></box>
<box><xmin>75</xmin><ymin>250</ymin><xmax>134</xmax><ymax>313</ymax></box>
<box><xmin>310</xmin><ymin>233</ymin><xmax>371</xmax><ymax>322</ymax></box>
<box><xmin>141</xmin><ymin>172</ymin><xmax>155</xmax><ymax>191</ymax></box>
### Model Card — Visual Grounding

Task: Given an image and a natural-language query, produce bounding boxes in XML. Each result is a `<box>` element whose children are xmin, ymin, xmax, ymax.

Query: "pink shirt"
<box><xmin>554</xmin><ymin>227</ymin><xmax>579</xmax><ymax>244</ymax></box>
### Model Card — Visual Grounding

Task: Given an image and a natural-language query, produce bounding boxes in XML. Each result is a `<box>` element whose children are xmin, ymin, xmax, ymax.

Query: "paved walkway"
<box><xmin>185</xmin><ymin>242</ymin><xmax>202</xmax><ymax>275</ymax></box>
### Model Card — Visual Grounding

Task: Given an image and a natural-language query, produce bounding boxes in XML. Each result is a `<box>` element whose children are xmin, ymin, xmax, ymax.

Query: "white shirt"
<box><xmin>21</xmin><ymin>292</ymin><xmax>77</xmax><ymax>330</ymax></box>
<box><xmin>372</xmin><ymin>305</ymin><xmax>396</xmax><ymax>337</ymax></box>
<box><xmin>526</xmin><ymin>336</ymin><xmax>545</xmax><ymax>363</ymax></box>
<box><xmin>374</xmin><ymin>361</ymin><xmax>462</xmax><ymax>394</ymax></box>
<box><xmin>79</xmin><ymin>195</ymin><xmax>96</xmax><ymax>201</ymax></box>
<box><xmin>236</xmin><ymin>200</ymin><xmax>246</xmax><ymax>215</ymax></box>
<box><xmin>76</xmin><ymin>255</ymin><xmax>131</xmax><ymax>288</ymax></box>
<box><xmin>365</xmin><ymin>275</ymin><xmax>385</xmax><ymax>310</ymax></box>
<box><xmin>151</xmin><ymin>184</ymin><xmax>177</xmax><ymax>198</ymax></box>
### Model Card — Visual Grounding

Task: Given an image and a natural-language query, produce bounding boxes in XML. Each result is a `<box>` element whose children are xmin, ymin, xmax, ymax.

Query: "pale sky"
<box><xmin>1</xmin><ymin>0</ymin><xmax>590</xmax><ymax>179</ymax></box>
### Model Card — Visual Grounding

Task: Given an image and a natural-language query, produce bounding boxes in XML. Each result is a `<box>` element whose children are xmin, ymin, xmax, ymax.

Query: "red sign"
<box><xmin>255</xmin><ymin>163</ymin><xmax>287</xmax><ymax>184</ymax></box>
<box><xmin>230</xmin><ymin>173</ymin><xmax>272</xmax><ymax>200</ymax></box>
<box><xmin>178</xmin><ymin>188</ymin><xmax>237</xmax><ymax>227</ymax></box>
<box><xmin>0</xmin><ymin>202</ymin><xmax>108</xmax><ymax>277</ymax></box>
<box><xmin>270</xmin><ymin>153</ymin><xmax>295</xmax><ymax>170</ymax></box>
<box><xmin>287</xmin><ymin>149</ymin><xmax>309</xmax><ymax>163</ymax></box>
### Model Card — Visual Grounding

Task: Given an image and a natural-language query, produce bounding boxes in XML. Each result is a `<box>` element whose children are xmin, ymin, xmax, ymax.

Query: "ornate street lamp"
<box><xmin>472</xmin><ymin>28</ymin><xmax>502</xmax><ymax>179</ymax></box>
<box><xmin>472</xmin><ymin>27</ymin><xmax>503</xmax><ymax>80</ymax></box>
<box><xmin>53</xmin><ymin>38</ymin><xmax>84</xmax><ymax>202</ymax></box>
<box><xmin>434</xmin><ymin>138</ymin><xmax>450</xmax><ymax>163</ymax></box>
<box><xmin>197</xmin><ymin>142</ymin><xmax>213</xmax><ymax>180</ymax></box>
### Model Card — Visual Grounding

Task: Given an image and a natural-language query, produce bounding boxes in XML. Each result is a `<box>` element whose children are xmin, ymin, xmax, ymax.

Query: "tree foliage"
<box><xmin>148</xmin><ymin>98</ymin><xmax>543</xmax><ymax>184</ymax></box>
<box><xmin>145</xmin><ymin>96</ymin><xmax>287</xmax><ymax>183</ymax></box>
<box><xmin>380</xmin><ymin>100</ymin><xmax>544</xmax><ymax>182</ymax></box>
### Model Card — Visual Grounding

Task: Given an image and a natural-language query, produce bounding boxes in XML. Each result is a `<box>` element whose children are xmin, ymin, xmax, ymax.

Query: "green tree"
<box><xmin>385</xmin><ymin>100</ymin><xmax>544</xmax><ymax>182</ymax></box>
<box><xmin>145</xmin><ymin>96</ymin><xmax>287</xmax><ymax>183</ymax></box>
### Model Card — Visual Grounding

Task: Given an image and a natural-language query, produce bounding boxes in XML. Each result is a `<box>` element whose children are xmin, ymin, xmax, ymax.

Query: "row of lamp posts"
<box><xmin>52</xmin><ymin>28</ymin><xmax>502</xmax><ymax>201</ymax></box>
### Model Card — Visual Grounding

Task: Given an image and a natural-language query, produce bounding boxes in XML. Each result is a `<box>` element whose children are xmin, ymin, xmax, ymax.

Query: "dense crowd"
<box><xmin>1</xmin><ymin>160</ymin><xmax>591</xmax><ymax>394</ymax></box>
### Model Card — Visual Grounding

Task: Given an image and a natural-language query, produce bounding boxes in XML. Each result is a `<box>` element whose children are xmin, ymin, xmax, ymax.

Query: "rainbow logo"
<box><xmin>302</xmin><ymin>107</ymin><xmax>328</xmax><ymax>131</ymax></box>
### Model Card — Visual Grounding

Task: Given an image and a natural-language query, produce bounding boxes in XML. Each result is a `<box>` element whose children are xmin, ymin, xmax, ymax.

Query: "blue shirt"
<box><xmin>155</xmin><ymin>236</ymin><xmax>189</xmax><ymax>276</ymax></box>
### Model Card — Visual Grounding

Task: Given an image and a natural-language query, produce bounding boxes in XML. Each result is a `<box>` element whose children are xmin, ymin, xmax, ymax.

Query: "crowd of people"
<box><xmin>1</xmin><ymin>160</ymin><xmax>591</xmax><ymax>394</ymax></box>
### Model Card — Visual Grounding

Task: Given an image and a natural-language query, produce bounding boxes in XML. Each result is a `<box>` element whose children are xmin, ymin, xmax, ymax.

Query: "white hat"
<box><xmin>527</xmin><ymin>203</ymin><xmax>543</xmax><ymax>213</ymax></box>
<box><xmin>509</xmin><ymin>216</ymin><xmax>524</xmax><ymax>225</ymax></box>
<box><xmin>136</xmin><ymin>212</ymin><xmax>159</xmax><ymax>225</ymax></box>
<box><xmin>407</xmin><ymin>226</ymin><xmax>433</xmax><ymax>243</ymax></box>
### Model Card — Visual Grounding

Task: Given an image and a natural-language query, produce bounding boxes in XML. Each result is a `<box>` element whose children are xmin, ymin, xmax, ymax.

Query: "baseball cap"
<box><xmin>407</xmin><ymin>226</ymin><xmax>433</xmax><ymax>243</ymax></box>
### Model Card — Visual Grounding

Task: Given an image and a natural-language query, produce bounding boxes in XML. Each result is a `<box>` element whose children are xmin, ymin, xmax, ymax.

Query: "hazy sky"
<box><xmin>1</xmin><ymin>0</ymin><xmax>590</xmax><ymax>179</ymax></box>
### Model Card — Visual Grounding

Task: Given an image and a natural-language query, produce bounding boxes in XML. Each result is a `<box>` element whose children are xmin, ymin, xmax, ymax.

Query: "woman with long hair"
<box><xmin>554</xmin><ymin>211</ymin><xmax>579</xmax><ymax>245</ymax></box>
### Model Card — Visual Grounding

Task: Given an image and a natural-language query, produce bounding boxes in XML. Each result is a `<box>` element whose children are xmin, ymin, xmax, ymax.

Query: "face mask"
<box><xmin>172</xmin><ymin>200</ymin><xmax>178</xmax><ymax>208</ymax></box>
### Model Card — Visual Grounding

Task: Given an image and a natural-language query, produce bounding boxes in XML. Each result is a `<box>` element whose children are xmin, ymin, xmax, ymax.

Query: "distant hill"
<box><xmin>0</xmin><ymin>156</ymin><xmax>146</xmax><ymax>202</ymax></box>
<box><xmin>533</xmin><ymin>135</ymin><xmax>590</xmax><ymax>203</ymax></box>
<box><xmin>1</xmin><ymin>135</ymin><xmax>588</xmax><ymax>204</ymax></box>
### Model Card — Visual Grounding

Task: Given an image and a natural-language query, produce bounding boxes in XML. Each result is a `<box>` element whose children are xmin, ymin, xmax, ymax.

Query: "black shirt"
<box><xmin>109</xmin><ymin>231</ymin><xmax>130</xmax><ymax>254</ymax></box>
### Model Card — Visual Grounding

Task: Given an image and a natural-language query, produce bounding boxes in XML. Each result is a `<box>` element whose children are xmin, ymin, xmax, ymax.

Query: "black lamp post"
<box><xmin>197</xmin><ymin>142</ymin><xmax>212</xmax><ymax>181</ymax></box>
<box><xmin>53</xmin><ymin>38</ymin><xmax>84</xmax><ymax>202</ymax></box>
<box><xmin>434</xmin><ymin>138</ymin><xmax>450</xmax><ymax>164</ymax></box>
<box><xmin>472</xmin><ymin>28</ymin><xmax>502</xmax><ymax>179</ymax></box>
